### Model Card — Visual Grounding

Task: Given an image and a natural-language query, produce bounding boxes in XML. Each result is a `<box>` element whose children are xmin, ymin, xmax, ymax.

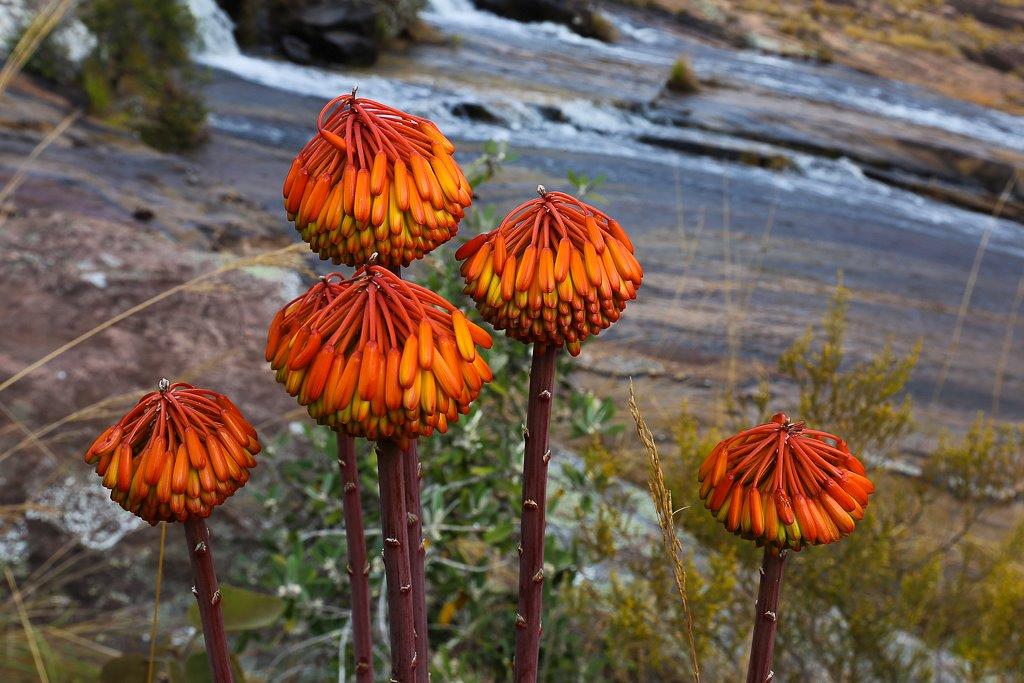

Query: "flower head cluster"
<box><xmin>698</xmin><ymin>413</ymin><xmax>874</xmax><ymax>550</ymax></box>
<box><xmin>84</xmin><ymin>382</ymin><xmax>260</xmax><ymax>524</ymax></box>
<box><xmin>283</xmin><ymin>92</ymin><xmax>472</xmax><ymax>267</ymax></box>
<box><xmin>455</xmin><ymin>188</ymin><xmax>642</xmax><ymax>355</ymax></box>
<box><xmin>266</xmin><ymin>265</ymin><xmax>493</xmax><ymax>446</ymax></box>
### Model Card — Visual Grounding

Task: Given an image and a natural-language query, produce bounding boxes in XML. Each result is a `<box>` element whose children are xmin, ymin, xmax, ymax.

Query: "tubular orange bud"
<box><xmin>452</xmin><ymin>310</ymin><xmax>476</xmax><ymax>362</ymax></box>
<box><xmin>206</xmin><ymin>435</ymin><xmax>230</xmax><ymax>482</ymax></box>
<box><xmin>370</xmin><ymin>151</ymin><xmax>387</xmax><ymax>195</ymax></box>
<box><xmin>287</xmin><ymin>328</ymin><xmax>320</xmax><ymax>370</ymax></box>
<box><xmin>338</xmin><ymin>352</ymin><xmax>362</xmax><ymax>409</ymax></box>
<box><xmin>320</xmin><ymin>128</ymin><xmax>347</xmax><ymax>152</ymax></box>
<box><xmin>554</xmin><ymin>238</ymin><xmax>571</xmax><ymax>283</ymax></box>
<box><xmin>286</xmin><ymin>168</ymin><xmax>309</xmax><ymax>214</ymax></box>
<box><xmin>116</xmin><ymin>441</ymin><xmax>134</xmax><ymax>491</ymax></box>
<box><xmin>493</xmin><ymin>234</ymin><xmax>508</xmax><ymax>273</ymax></box>
<box><xmin>400</xmin><ymin>335</ymin><xmax>419</xmax><ymax>387</ymax></box>
<box><xmin>354</xmin><ymin>169</ymin><xmax>371</xmax><ymax>223</ymax></box>
<box><xmin>283</xmin><ymin>156</ymin><xmax>303</xmax><ymax>198</ymax></box>
<box><xmin>538</xmin><ymin>247</ymin><xmax>555</xmax><ymax>293</ymax></box>
<box><xmin>585</xmin><ymin>215</ymin><xmax>604</xmax><ymax>252</ymax></box>
<box><xmin>359</xmin><ymin>341</ymin><xmax>382</xmax><ymax>400</ymax></box>
<box><xmin>749</xmin><ymin>487</ymin><xmax>765</xmax><ymax>537</ymax></box>
<box><xmin>409</xmin><ymin>153</ymin><xmax>432</xmax><ymax>199</ymax></box>
<box><xmin>418</xmin><ymin>320</ymin><xmax>434</xmax><ymax>369</ymax></box>
<box><xmin>394</xmin><ymin>159</ymin><xmax>411</xmax><ymax>211</ymax></box>
<box><xmin>456</xmin><ymin>233</ymin><xmax>488</xmax><ymax>261</ymax></box>
<box><xmin>306</xmin><ymin>346</ymin><xmax>335</xmax><ymax>402</ymax></box>
<box><xmin>144</xmin><ymin>439</ymin><xmax>167</xmax><ymax>486</ymax></box>
<box><xmin>341</xmin><ymin>164</ymin><xmax>357</xmax><ymax>215</ymax></box>
<box><xmin>385</xmin><ymin>348</ymin><xmax>403</xmax><ymax>411</ymax></box>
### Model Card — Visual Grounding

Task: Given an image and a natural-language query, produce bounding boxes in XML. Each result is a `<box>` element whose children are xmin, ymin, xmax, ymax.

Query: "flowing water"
<box><xmin>187</xmin><ymin>0</ymin><xmax>1024</xmax><ymax>257</ymax></box>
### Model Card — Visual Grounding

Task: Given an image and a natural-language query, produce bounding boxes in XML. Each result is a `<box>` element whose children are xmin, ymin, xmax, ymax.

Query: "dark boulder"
<box><xmin>966</xmin><ymin>44</ymin><xmax>1024</xmax><ymax>74</ymax></box>
<box><xmin>321</xmin><ymin>31</ymin><xmax>379</xmax><ymax>67</ymax></box>
<box><xmin>295</xmin><ymin>3</ymin><xmax>379</xmax><ymax>34</ymax></box>
<box><xmin>472</xmin><ymin>0</ymin><xmax>617</xmax><ymax>42</ymax></box>
<box><xmin>450</xmin><ymin>102</ymin><xmax>503</xmax><ymax>123</ymax></box>
<box><xmin>214</xmin><ymin>0</ymin><xmax>412</xmax><ymax>66</ymax></box>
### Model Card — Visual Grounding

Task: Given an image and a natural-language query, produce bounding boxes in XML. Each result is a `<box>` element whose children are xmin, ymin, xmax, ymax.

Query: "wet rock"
<box><xmin>131</xmin><ymin>207</ymin><xmax>154</xmax><ymax>222</ymax></box>
<box><xmin>638</xmin><ymin>133</ymin><xmax>795</xmax><ymax>172</ymax></box>
<box><xmin>320</xmin><ymin>31</ymin><xmax>379</xmax><ymax>66</ymax></box>
<box><xmin>472</xmin><ymin>0</ymin><xmax>617</xmax><ymax>42</ymax></box>
<box><xmin>450</xmin><ymin>102</ymin><xmax>503</xmax><ymax>124</ymax></box>
<box><xmin>537</xmin><ymin>105</ymin><xmax>569</xmax><ymax>123</ymax></box>
<box><xmin>967</xmin><ymin>44</ymin><xmax>1024</xmax><ymax>74</ymax></box>
<box><xmin>275</xmin><ymin>3</ymin><xmax>380</xmax><ymax>68</ymax></box>
<box><xmin>279</xmin><ymin>34</ymin><xmax>313</xmax><ymax>64</ymax></box>
<box><xmin>216</xmin><ymin>0</ymin><xmax>408</xmax><ymax>66</ymax></box>
<box><xmin>949</xmin><ymin>0</ymin><xmax>1024</xmax><ymax>30</ymax></box>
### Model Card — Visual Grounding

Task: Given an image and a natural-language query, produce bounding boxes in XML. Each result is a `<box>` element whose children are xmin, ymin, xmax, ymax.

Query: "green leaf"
<box><xmin>184</xmin><ymin>652</ymin><xmax>247</xmax><ymax>682</ymax></box>
<box><xmin>100</xmin><ymin>654</ymin><xmax>149</xmax><ymax>682</ymax></box>
<box><xmin>483</xmin><ymin>521</ymin><xmax>513</xmax><ymax>545</ymax></box>
<box><xmin>188</xmin><ymin>585</ymin><xmax>284</xmax><ymax>633</ymax></box>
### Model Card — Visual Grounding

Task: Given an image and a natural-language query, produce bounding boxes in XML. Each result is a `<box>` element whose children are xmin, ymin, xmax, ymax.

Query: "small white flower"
<box><xmin>277</xmin><ymin>582</ymin><xmax>302</xmax><ymax>598</ymax></box>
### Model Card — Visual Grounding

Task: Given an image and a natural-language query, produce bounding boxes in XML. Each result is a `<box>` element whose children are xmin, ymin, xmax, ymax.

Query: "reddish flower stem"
<box><xmin>403</xmin><ymin>442</ymin><xmax>429</xmax><ymax>682</ymax></box>
<box><xmin>337</xmin><ymin>432</ymin><xmax>374</xmax><ymax>682</ymax></box>
<box><xmin>387</xmin><ymin>262</ymin><xmax>429</xmax><ymax>680</ymax></box>
<box><xmin>183</xmin><ymin>518</ymin><xmax>233</xmax><ymax>683</ymax></box>
<box><xmin>377</xmin><ymin>439</ymin><xmax>417</xmax><ymax>681</ymax></box>
<box><xmin>513</xmin><ymin>344</ymin><xmax>558</xmax><ymax>683</ymax></box>
<box><xmin>746</xmin><ymin>548</ymin><xmax>788</xmax><ymax>683</ymax></box>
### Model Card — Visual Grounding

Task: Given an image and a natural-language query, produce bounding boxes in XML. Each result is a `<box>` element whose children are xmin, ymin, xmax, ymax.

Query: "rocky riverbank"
<box><xmin>1</xmin><ymin>0</ymin><xmax>1022</xmax><ymax>567</ymax></box>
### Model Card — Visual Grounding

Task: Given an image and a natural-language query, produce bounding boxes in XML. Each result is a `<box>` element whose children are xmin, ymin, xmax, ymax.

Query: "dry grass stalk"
<box><xmin>4</xmin><ymin>566</ymin><xmax>51</xmax><ymax>683</ymax></box>
<box><xmin>932</xmin><ymin>175</ymin><xmax>1016</xmax><ymax>404</ymax></box>
<box><xmin>0</xmin><ymin>0</ymin><xmax>74</xmax><ymax>98</ymax></box>
<box><xmin>147</xmin><ymin>522</ymin><xmax>168</xmax><ymax>683</ymax></box>
<box><xmin>991</xmin><ymin>272</ymin><xmax>1024</xmax><ymax>417</ymax></box>
<box><xmin>0</xmin><ymin>110</ymin><xmax>81</xmax><ymax>228</ymax></box>
<box><xmin>628</xmin><ymin>381</ymin><xmax>700</xmax><ymax>683</ymax></box>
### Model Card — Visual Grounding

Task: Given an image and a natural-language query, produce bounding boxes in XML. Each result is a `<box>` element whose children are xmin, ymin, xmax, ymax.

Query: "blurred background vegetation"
<box><xmin>1</xmin><ymin>0</ymin><xmax>1023</xmax><ymax>681</ymax></box>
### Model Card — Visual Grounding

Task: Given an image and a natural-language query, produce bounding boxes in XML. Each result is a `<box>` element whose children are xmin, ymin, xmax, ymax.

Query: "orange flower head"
<box><xmin>282</xmin><ymin>90</ymin><xmax>472</xmax><ymax>267</ymax></box>
<box><xmin>266</xmin><ymin>265</ymin><xmax>494</xmax><ymax>446</ymax></box>
<box><xmin>455</xmin><ymin>187</ymin><xmax>643</xmax><ymax>355</ymax></box>
<box><xmin>83</xmin><ymin>381</ymin><xmax>261</xmax><ymax>525</ymax></box>
<box><xmin>697</xmin><ymin>413</ymin><xmax>875</xmax><ymax>550</ymax></box>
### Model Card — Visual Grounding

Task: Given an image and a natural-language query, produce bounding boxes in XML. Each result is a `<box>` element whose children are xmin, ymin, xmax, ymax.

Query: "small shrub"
<box><xmin>666</xmin><ymin>56</ymin><xmax>701</xmax><ymax>94</ymax></box>
<box><xmin>138</xmin><ymin>80</ymin><xmax>208</xmax><ymax>152</ymax></box>
<box><xmin>777</xmin><ymin>281</ymin><xmax>919</xmax><ymax>454</ymax></box>
<box><xmin>80</xmin><ymin>0</ymin><xmax>207</xmax><ymax>150</ymax></box>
